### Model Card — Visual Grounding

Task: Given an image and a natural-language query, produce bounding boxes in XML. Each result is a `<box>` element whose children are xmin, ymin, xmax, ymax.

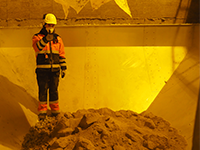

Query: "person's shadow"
<box><xmin>0</xmin><ymin>75</ymin><xmax>38</xmax><ymax>150</ymax></box>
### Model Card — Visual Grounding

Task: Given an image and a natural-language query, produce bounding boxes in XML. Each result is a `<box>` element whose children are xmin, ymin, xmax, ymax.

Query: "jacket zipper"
<box><xmin>49</xmin><ymin>41</ymin><xmax>53</xmax><ymax>72</ymax></box>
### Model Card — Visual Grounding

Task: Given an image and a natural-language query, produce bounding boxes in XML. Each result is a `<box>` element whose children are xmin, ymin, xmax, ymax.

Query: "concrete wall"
<box><xmin>0</xmin><ymin>24</ymin><xmax>193</xmax><ymax>113</ymax></box>
<box><xmin>147</xmin><ymin>25</ymin><xmax>199</xmax><ymax>150</ymax></box>
<box><xmin>0</xmin><ymin>0</ymin><xmax>199</xmax><ymax>27</ymax></box>
<box><xmin>0</xmin><ymin>24</ymin><xmax>199</xmax><ymax>149</ymax></box>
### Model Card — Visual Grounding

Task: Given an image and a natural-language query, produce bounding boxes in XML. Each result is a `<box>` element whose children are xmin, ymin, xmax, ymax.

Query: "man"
<box><xmin>32</xmin><ymin>13</ymin><xmax>67</xmax><ymax>121</ymax></box>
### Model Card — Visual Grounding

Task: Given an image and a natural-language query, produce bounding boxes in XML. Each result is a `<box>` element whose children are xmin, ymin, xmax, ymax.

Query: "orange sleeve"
<box><xmin>32</xmin><ymin>34</ymin><xmax>48</xmax><ymax>55</ymax></box>
<box><xmin>32</xmin><ymin>35</ymin><xmax>41</xmax><ymax>53</ymax></box>
<box><xmin>58</xmin><ymin>37</ymin><xmax>66</xmax><ymax>59</ymax></box>
<box><xmin>58</xmin><ymin>37</ymin><xmax>67</xmax><ymax>70</ymax></box>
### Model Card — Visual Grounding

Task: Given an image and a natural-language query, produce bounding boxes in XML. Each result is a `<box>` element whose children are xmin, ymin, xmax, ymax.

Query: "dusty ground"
<box><xmin>22</xmin><ymin>108</ymin><xmax>187</xmax><ymax>150</ymax></box>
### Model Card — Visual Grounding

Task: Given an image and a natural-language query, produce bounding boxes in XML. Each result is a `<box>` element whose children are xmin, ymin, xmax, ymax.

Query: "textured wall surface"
<box><xmin>0</xmin><ymin>0</ymin><xmax>199</xmax><ymax>27</ymax></box>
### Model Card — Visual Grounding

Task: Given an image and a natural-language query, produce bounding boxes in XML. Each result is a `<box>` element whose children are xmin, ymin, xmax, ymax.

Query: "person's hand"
<box><xmin>61</xmin><ymin>70</ymin><xmax>66</xmax><ymax>78</ymax></box>
<box><xmin>45</xmin><ymin>33</ymin><xmax>54</xmax><ymax>42</ymax></box>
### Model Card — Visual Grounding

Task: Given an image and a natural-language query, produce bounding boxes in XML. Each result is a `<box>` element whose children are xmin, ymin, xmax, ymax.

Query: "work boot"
<box><xmin>38</xmin><ymin>113</ymin><xmax>47</xmax><ymax>121</ymax></box>
<box><xmin>51</xmin><ymin>112</ymin><xmax>60</xmax><ymax>119</ymax></box>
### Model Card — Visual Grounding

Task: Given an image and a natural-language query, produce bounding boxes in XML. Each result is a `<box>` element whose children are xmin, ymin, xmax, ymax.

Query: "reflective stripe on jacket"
<box><xmin>32</xmin><ymin>33</ymin><xmax>67</xmax><ymax>71</ymax></box>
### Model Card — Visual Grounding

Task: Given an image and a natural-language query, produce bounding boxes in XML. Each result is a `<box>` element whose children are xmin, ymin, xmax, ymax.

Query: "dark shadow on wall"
<box><xmin>0</xmin><ymin>75</ymin><xmax>38</xmax><ymax>149</ymax></box>
<box><xmin>174</xmin><ymin>0</ymin><xmax>184</xmax><ymax>23</ymax></box>
<box><xmin>192</xmin><ymin>90</ymin><xmax>200</xmax><ymax>150</ymax></box>
<box><xmin>186</xmin><ymin>0</ymin><xmax>199</xmax><ymax>23</ymax></box>
<box><xmin>171</xmin><ymin>26</ymin><xmax>181</xmax><ymax>72</ymax></box>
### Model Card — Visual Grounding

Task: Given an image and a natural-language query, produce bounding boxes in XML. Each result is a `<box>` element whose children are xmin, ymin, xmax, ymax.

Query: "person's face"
<box><xmin>45</xmin><ymin>24</ymin><xmax>55</xmax><ymax>33</ymax></box>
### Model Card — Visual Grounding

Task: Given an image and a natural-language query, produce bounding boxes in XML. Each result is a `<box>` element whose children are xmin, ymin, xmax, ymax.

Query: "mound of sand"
<box><xmin>22</xmin><ymin>108</ymin><xmax>187</xmax><ymax>150</ymax></box>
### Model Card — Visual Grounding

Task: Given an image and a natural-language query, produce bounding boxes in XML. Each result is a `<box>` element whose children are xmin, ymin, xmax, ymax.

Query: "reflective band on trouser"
<box><xmin>38</xmin><ymin>101</ymin><xmax>48</xmax><ymax>114</ymax></box>
<box><xmin>49</xmin><ymin>100</ymin><xmax>59</xmax><ymax>113</ymax></box>
<box><xmin>37</xmin><ymin>64</ymin><xmax>60</xmax><ymax>68</ymax></box>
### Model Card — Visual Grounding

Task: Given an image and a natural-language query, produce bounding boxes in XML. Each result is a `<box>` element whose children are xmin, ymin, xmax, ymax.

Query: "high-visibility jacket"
<box><xmin>32</xmin><ymin>28</ymin><xmax>67</xmax><ymax>72</ymax></box>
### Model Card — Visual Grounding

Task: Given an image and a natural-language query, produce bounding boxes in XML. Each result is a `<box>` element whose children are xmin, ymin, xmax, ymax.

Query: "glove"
<box><xmin>61</xmin><ymin>70</ymin><xmax>66</xmax><ymax>78</ymax></box>
<box><xmin>44</xmin><ymin>28</ymin><xmax>54</xmax><ymax>42</ymax></box>
<box><xmin>44</xmin><ymin>33</ymin><xmax>54</xmax><ymax>42</ymax></box>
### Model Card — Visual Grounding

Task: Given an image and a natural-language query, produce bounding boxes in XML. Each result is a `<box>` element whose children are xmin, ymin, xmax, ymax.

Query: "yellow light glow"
<box><xmin>60</xmin><ymin>46</ymin><xmax>187</xmax><ymax>113</ymax></box>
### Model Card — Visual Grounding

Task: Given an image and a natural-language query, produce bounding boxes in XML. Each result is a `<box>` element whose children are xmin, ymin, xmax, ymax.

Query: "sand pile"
<box><xmin>22</xmin><ymin>108</ymin><xmax>187</xmax><ymax>150</ymax></box>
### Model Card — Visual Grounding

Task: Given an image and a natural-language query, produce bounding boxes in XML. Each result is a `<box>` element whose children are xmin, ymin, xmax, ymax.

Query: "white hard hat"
<box><xmin>44</xmin><ymin>13</ymin><xmax>57</xmax><ymax>24</ymax></box>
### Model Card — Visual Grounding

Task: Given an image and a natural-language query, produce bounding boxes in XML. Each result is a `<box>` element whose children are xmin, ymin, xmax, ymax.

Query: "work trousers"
<box><xmin>36</xmin><ymin>69</ymin><xmax>60</xmax><ymax>114</ymax></box>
